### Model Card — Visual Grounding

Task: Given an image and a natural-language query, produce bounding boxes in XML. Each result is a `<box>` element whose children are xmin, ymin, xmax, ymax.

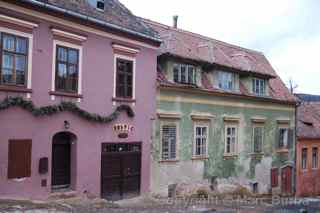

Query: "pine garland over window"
<box><xmin>0</xmin><ymin>97</ymin><xmax>134</xmax><ymax>123</ymax></box>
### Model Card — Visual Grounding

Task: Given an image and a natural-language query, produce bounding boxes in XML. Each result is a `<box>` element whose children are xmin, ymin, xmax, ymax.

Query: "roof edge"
<box><xmin>159</xmin><ymin>83</ymin><xmax>297</xmax><ymax>106</ymax></box>
<box><xmin>143</xmin><ymin>17</ymin><xmax>263</xmax><ymax>55</ymax></box>
<box><xmin>19</xmin><ymin>0</ymin><xmax>162</xmax><ymax>45</ymax></box>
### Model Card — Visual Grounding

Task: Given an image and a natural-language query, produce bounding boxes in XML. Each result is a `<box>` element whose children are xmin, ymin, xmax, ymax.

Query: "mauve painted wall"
<box><xmin>0</xmin><ymin>10</ymin><xmax>158</xmax><ymax>199</ymax></box>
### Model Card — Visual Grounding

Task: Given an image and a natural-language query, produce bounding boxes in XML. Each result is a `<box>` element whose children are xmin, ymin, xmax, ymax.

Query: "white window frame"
<box><xmin>312</xmin><ymin>147</ymin><xmax>318</xmax><ymax>170</ymax></box>
<box><xmin>193</xmin><ymin>123</ymin><xmax>209</xmax><ymax>157</ymax></box>
<box><xmin>301</xmin><ymin>147</ymin><xmax>308</xmax><ymax>171</ymax></box>
<box><xmin>160</xmin><ymin>121</ymin><xmax>179</xmax><ymax>161</ymax></box>
<box><xmin>113</xmin><ymin>54</ymin><xmax>136</xmax><ymax>102</ymax></box>
<box><xmin>0</xmin><ymin>26</ymin><xmax>33</xmax><ymax>98</ymax></box>
<box><xmin>218</xmin><ymin>71</ymin><xmax>235</xmax><ymax>91</ymax></box>
<box><xmin>278</xmin><ymin>127</ymin><xmax>289</xmax><ymax>149</ymax></box>
<box><xmin>252</xmin><ymin>125</ymin><xmax>264</xmax><ymax>153</ymax></box>
<box><xmin>224</xmin><ymin>124</ymin><xmax>238</xmax><ymax>155</ymax></box>
<box><xmin>173</xmin><ymin>63</ymin><xmax>196</xmax><ymax>84</ymax></box>
<box><xmin>252</xmin><ymin>78</ymin><xmax>266</xmax><ymax>96</ymax></box>
<box><xmin>51</xmin><ymin>40</ymin><xmax>83</xmax><ymax>102</ymax></box>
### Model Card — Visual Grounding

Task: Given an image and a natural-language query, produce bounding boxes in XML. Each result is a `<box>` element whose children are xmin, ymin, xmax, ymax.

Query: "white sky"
<box><xmin>120</xmin><ymin>0</ymin><xmax>320</xmax><ymax>95</ymax></box>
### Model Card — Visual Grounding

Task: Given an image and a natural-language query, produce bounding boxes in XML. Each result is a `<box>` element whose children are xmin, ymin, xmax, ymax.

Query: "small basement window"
<box><xmin>96</xmin><ymin>0</ymin><xmax>105</xmax><ymax>11</ymax></box>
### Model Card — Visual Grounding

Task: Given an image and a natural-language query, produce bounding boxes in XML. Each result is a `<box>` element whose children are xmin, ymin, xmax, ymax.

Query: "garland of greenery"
<box><xmin>0</xmin><ymin>96</ymin><xmax>134</xmax><ymax>123</ymax></box>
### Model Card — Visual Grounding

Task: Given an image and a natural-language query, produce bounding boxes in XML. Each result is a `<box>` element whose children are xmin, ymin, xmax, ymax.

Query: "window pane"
<box><xmin>57</xmin><ymin>47</ymin><xmax>67</xmax><ymax>62</ymax></box>
<box><xmin>173</xmin><ymin>64</ymin><xmax>179</xmax><ymax>82</ymax></box>
<box><xmin>2</xmin><ymin>68</ymin><xmax>13</xmax><ymax>84</ymax></box>
<box><xmin>57</xmin><ymin>63</ymin><xmax>67</xmax><ymax>77</ymax></box>
<box><xmin>15</xmin><ymin>55</ymin><xmax>26</xmax><ymax>71</ymax></box>
<box><xmin>16</xmin><ymin>38</ymin><xmax>27</xmax><ymax>54</ymax></box>
<box><xmin>16</xmin><ymin>70</ymin><xmax>25</xmax><ymax>85</ymax></box>
<box><xmin>188</xmin><ymin>66</ymin><xmax>194</xmax><ymax>84</ymax></box>
<box><xmin>68</xmin><ymin>49</ymin><xmax>78</xmax><ymax>64</ymax></box>
<box><xmin>3</xmin><ymin>34</ymin><xmax>15</xmax><ymax>51</ymax></box>
<box><xmin>2</xmin><ymin>54</ymin><xmax>14</xmax><ymax>69</ymax></box>
<box><xmin>180</xmin><ymin>65</ymin><xmax>186</xmax><ymax>83</ymax></box>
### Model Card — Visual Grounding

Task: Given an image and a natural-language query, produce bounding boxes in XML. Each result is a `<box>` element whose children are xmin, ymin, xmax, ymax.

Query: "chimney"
<box><xmin>173</xmin><ymin>15</ymin><xmax>178</xmax><ymax>28</ymax></box>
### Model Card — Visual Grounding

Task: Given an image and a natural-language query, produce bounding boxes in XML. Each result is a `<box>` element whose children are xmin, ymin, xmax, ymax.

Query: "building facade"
<box><xmin>0</xmin><ymin>0</ymin><xmax>160</xmax><ymax>200</ymax></box>
<box><xmin>296</xmin><ymin>96</ymin><xmax>320</xmax><ymax>196</ymax></box>
<box><xmin>147</xmin><ymin>20</ymin><xmax>297</xmax><ymax>196</ymax></box>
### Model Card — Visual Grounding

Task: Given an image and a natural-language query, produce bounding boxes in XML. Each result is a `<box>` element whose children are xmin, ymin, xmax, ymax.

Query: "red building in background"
<box><xmin>296</xmin><ymin>95</ymin><xmax>320</xmax><ymax>196</ymax></box>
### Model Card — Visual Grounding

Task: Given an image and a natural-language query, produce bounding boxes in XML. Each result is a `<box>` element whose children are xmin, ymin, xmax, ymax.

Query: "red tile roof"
<box><xmin>298</xmin><ymin>102</ymin><xmax>320</xmax><ymax>139</ymax></box>
<box><xmin>147</xmin><ymin>19</ymin><xmax>296</xmax><ymax>103</ymax></box>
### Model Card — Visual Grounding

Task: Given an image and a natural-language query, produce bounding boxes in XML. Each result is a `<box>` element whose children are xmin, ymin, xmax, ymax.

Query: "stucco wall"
<box><xmin>152</xmin><ymin>90</ymin><xmax>295</xmax><ymax>196</ymax></box>
<box><xmin>296</xmin><ymin>139</ymin><xmax>320</xmax><ymax>197</ymax></box>
<box><xmin>0</xmin><ymin>5</ymin><xmax>158</xmax><ymax>199</ymax></box>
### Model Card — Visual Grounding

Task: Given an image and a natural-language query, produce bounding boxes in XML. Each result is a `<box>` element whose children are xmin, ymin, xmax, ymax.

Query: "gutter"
<box><xmin>159</xmin><ymin>83</ymin><xmax>297</xmax><ymax>106</ymax></box>
<box><xmin>18</xmin><ymin>0</ymin><xmax>162</xmax><ymax>45</ymax></box>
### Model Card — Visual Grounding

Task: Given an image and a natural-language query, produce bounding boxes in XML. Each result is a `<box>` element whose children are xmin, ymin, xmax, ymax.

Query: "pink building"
<box><xmin>0</xmin><ymin>0</ymin><xmax>160</xmax><ymax>200</ymax></box>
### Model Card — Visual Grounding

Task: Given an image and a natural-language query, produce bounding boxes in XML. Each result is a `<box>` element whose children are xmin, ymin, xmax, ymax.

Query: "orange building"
<box><xmin>296</xmin><ymin>97</ymin><xmax>320</xmax><ymax>197</ymax></box>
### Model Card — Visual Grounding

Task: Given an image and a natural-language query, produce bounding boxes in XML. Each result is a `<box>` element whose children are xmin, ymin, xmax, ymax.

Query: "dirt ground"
<box><xmin>0</xmin><ymin>196</ymin><xmax>319</xmax><ymax>213</ymax></box>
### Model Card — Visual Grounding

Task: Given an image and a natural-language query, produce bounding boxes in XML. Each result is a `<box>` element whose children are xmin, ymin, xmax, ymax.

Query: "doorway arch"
<box><xmin>52</xmin><ymin>131</ymin><xmax>77</xmax><ymax>190</ymax></box>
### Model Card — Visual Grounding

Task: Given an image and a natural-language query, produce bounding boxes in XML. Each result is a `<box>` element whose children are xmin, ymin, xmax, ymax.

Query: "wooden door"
<box><xmin>101</xmin><ymin>143</ymin><xmax>141</xmax><ymax>201</ymax></box>
<box><xmin>281</xmin><ymin>166</ymin><xmax>292</xmax><ymax>195</ymax></box>
<box><xmin>52</xmin><ymin>135</ymin><xmax>71</xmax><ymax>189</ymax></box>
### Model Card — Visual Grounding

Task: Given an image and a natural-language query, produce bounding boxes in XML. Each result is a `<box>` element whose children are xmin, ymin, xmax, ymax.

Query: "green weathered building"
<box><xmin>146</xmin><ymin>19</ymin><xmax>297</xmax><ymax>196</ymax></box>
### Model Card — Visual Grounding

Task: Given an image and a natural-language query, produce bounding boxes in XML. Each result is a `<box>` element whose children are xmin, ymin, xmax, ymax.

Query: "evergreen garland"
<box><xmin>0</xmin><ymin>96</ymin><xmax>134</xmax><ymax>123</ymax></box>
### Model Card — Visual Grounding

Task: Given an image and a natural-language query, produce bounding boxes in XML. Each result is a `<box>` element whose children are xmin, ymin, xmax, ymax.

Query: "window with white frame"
<box><xmin>173</xmin><ymin>63</ymin><xmax>196</xmax><ymax>84</ymax></box>
<box><xmin>161</xmin><ymin>124</ymin><xmax>178</xmax><ymax>160</ymax></box>
<box><xmin>253</xmin><ymin>126</ymin><xmax>264</xmax><ymax>153</ymax></box>
<box><xmin>0</xmin><ymin>30</ymin><xmax>32</xmax><ymax>87</ymax></box>
<box><xmin>278</xmin><ymin>128</ymin><xmax>288</xmax><ymax>149</ymax></box>
<box><xmin>312</xmin><ymin>147</ymin><xmax>318</xmax><ymax>169</ymax></box>
<box><xmin>193</xmin><ymin>124</ymin><xmax>208</xmax><ymax>157</ymax></box>
<box><xmin>225</xmin><ymin>125</ymin><xmax>238</xmax><ymax>155</ymax></box>
<box><xmin>52</xmin><ymin>40</ymin><xmax>82</xmax><ymax>96</ymax></box>
<box><xmin>252</xmin><ymin>78</ymin><xmax>266</xmax><ymax>96</ymax></box>
<box><xmin>301</xmin><ymin>148</ymin><xmax>307</xmax><ymax>170</ymax></box>
<box><xmin>218</xmin><ymin>71</ymin><xmax>235</xmax><ymax>91</ymax></box>
<box><xmin>113</xmin><ymin>55</ymin><xmax>135</xmax><ymax>100</ymax></box>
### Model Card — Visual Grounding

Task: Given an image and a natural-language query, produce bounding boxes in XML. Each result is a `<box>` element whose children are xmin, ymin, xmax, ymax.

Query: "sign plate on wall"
<box><xmin>113</xmin><ymin>124</ymin><xmax>134</xmax><ymax>139</ymax></box>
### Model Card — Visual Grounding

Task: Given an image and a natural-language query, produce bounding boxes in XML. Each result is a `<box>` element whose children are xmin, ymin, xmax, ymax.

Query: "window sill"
<box><xmin>49</xmin><ymin>91</ymin><xmax>83</xmax><ymax>99</ymax></box>
<box><xmin>159</xmin><ymin>159</ymin><xmax>179</xmax><ymax>164</ymax></box>
<box><xmin>192</xmin><ymin>156</ymin><xmax>209</xmax><ymax>161</ymax></box>
<box><xmin>250</xmin><ymin>152</ymin><xmax>264</xmax><ymax>156</ymax></box>
<box><xmin>112</xmin><ymin>97</ymin><xmax>136</xmax><ymax>103</ymax></box>
<box><xmin>0</xmin><ymin>85</ymin><xmax>32</xmax><ymax>93</ymax></box>
<box><xmin>223</xmin><ymin>154</ymin><xmax>238</xmax><ymax>160</ymax></box>
<box><xmin>276</xmin><ymin>149</ymin><xmax>289</xmax><ymax>153</ymax></box>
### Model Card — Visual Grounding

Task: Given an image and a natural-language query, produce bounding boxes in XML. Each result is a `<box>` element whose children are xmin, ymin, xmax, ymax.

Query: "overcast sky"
<box><xmin>121</xmin><ymin>0</ymin><xmax>320</xmax><ymax>95</ymax></box>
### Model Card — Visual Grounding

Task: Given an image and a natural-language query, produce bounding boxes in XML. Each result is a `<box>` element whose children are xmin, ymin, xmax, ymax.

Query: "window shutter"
<box><xmin>287</xmin><ymin>128</ymin><xmax>294</xmax><ymax>149</ymax></box>
<box><xmin>271</xmin><ymin>168</ymin><xmax>278</xmax><ymax>187</ymax></box>
<box><xmin>8</xmin><ymin>140</ymin><xmax>32</xmax><ymax>179</ymax></box>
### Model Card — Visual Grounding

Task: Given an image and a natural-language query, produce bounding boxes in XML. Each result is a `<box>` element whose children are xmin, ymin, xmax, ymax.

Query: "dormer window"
<box><xmin>218</xmin><ymin>71</ymin><xmax>235</xmax><ymax>91</ymax></box>
<box><xmin>96</xmin><ymin>0</ymin><xmax>105</xmax><ymax>11</ymax></box>
<box><xmin>252</xmin><ymin>78</ymin><xmax>265</xmax><ymax>96</ymax></box>
<box><xmin>173</xmin><ymin>63</ymin><xmax>196</xmax><ymax>85</ymax></box>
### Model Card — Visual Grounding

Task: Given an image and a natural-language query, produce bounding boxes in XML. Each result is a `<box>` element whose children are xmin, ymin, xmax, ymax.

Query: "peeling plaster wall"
<box><xmin>151</xmin><ymin>89</ymin><xmax>295</xmax><ymax>195</ymax></box>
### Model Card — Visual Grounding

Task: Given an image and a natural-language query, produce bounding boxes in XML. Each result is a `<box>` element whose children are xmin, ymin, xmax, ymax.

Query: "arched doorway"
<box><xmin>52</xmin><ymin>132</ymin><xmax>76</xmax><ymax>190</ymax></box>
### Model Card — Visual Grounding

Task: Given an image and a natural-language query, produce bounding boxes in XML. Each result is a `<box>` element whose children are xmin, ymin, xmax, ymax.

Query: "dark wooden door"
<box><xmin>52</xmin><ymin>138</ymin><xmax>71</xmax><ymax>189</ymax></box>
<box><xmin>281</xmin><ymin>166</ymin><xmax>292</xmax><ymax>195</ymax></box>
<box><xmin>101</xmin><ymin>143</ymin><xmax>141</xmax><ymax>201</ymax></box>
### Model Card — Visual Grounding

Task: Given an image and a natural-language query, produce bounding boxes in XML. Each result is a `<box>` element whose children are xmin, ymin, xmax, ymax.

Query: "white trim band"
<box><xmin>0</xmin><ymin>14</ymin><xmax>38</xmax><ymax>29</ymax></box>
<box><xmin>52</xmin><ymin>28</ymin><xmax>87</xmax><ymax>42</ymax></box>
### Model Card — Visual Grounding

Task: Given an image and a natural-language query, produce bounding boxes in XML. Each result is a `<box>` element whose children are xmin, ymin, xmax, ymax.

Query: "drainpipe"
<box><xmin>293</xmin><ymin>100</ymin><xmax>301</xmax><ymax>196</ymax></box>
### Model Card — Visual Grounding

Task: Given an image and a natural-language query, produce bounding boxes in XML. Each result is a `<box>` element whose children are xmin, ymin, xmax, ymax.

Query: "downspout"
<box><xmin>293</xmin><ymin>100</ymin><xmax>301</xmax><ymax>196</ymax></box>
<box><xmin>18</xmin><ymin>0</ymin><xmax>162</xmax><ymax>44</ymax></box>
